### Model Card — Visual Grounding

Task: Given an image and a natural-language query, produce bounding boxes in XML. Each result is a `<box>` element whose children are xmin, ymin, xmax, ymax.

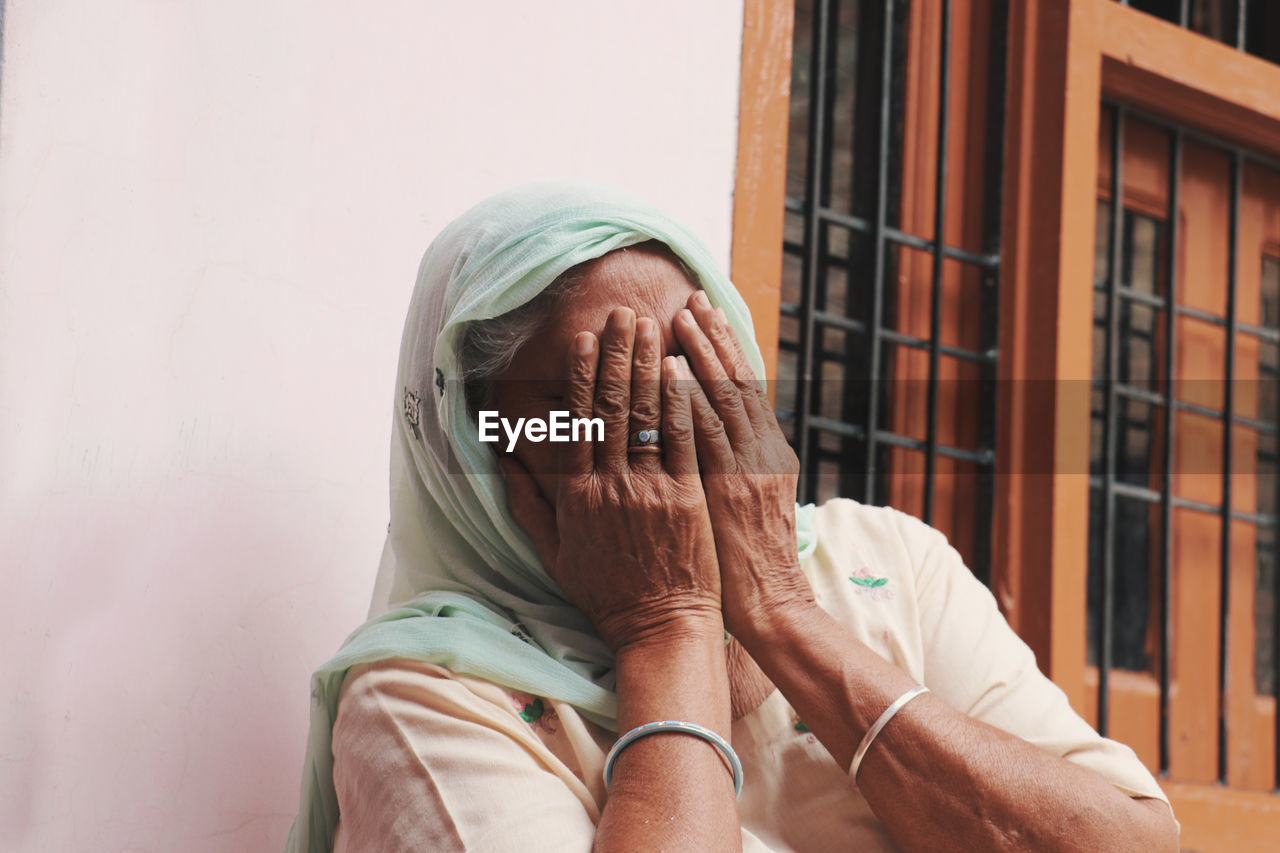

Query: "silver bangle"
<box><xmin>849</xmin><ymin>685</ymin><xmax>930</xmax><ymax>782</ymax></box>
<box><xmin>603</xmin><ymin>719</ymin><xmax>744</xmax><ymax>797</ymax></box>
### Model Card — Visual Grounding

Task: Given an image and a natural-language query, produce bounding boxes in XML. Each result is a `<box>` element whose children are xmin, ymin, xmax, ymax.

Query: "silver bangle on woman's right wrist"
<box><xmin>848</xmin><ymin>685</ymin><xmax>931</xmax><ymax>782</ymax></box>
<box><xmin>604</xmin><ymin>719</ymin><xmax>744</xmax><ymax>797</ymax></box>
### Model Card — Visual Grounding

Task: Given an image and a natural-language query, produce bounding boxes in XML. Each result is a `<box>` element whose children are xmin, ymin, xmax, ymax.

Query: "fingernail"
<box><xmin>715</xmin><ymin>306</ymin><xmax>728</xmax><ymax>324</ymax></box>
<box><xmin>694</xmin><ymin>291</ymin><xmax>711</xmax><ymax>309</ymax></box>
<box><xmin>575</xmin><ymin>332</ymin><xmax>594</xmax><ymax>355</ymax></box>
<box><xmin>636</xmin><ymin>316</ymin><xmax>655</xmax><ymax>337</ymax></box>
<box><xmin>678</xmin><ymin>309</ymin><xmax>696</xmax><ymax>327</ymax></box>
<box><xmin>663</xmin><ymin>357</ymin><xmax>679</xmax><ymax>387</ymax></box>
<box><xmin>611</xmin><ymin>306</ymin><xmax>635</xmax><ymax>329</ymax></box>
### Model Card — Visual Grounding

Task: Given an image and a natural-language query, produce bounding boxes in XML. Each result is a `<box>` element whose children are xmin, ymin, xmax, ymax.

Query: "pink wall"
<box><xmin>0</xmin><ymin>2</ymin><xmax>744</xmax><ymax>849</ymax></box>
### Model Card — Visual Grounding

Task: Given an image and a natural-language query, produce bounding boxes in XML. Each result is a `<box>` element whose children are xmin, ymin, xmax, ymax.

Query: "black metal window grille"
<box><xmin>1091</xmin><ymin>102</ymin><xmax>1280</xmax><ymax>785</ymax></box>
<box><xmin>1116</xmin><ymin>0</ymin><xmax>1280</xmax><ymax>64</ymax></box>
<box><xmin>779</xmin><ymin>0</ymin><xmax>1007</xmax><ymax>584</ymax></box>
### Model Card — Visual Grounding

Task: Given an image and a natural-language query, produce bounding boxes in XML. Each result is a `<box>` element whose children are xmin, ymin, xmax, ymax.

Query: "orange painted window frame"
<box><xmin>731</xmin><ymin>0</ymin><xmax>1280</xmax><ymax>844</ymax></box>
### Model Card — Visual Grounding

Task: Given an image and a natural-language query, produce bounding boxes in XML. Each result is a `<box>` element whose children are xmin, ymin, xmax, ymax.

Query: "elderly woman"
<box><xmin>286</xmin><ymin>181</ymin><xmax>1178</xmax><ymax>852</ymax></box>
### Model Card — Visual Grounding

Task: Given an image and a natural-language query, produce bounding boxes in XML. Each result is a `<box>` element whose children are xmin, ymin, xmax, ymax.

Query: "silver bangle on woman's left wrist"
<box><xmin>849</xmin><ymin>685</ymin><xmax>931</xmax><ymax>782</ymax></box>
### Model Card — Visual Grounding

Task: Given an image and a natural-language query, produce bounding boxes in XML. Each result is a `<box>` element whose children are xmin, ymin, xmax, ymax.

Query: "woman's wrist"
<box><xmin>600</xmin><ymin>619</ymin><xmax>739</xmax><ymax>849</ymax></box>
<box><xmin>608</xmin><ymin>604</ymin><xmax>724</xmax><ymax>654</ymax></box>
<box><xmin>719</xmin><ymin>548</ymin><xmax>816</xmax><ymax>645</ymax></box>
<box><xmin>615</xmin><ymin>615</ymin><xmax>728</xmax><ymax>705</ymax></box>
<box><xmin>729</xmin><ymin>586</ymin><xmax>822</xmax><ymax>660</ymax></box>
<box><xmin>610</xmin><ymin>611</ymin><xmax>733</xmax><ymax>787</ymax></box>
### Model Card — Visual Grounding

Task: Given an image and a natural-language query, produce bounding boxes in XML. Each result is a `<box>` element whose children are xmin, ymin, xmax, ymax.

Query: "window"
<box><xmin>1090</xmin><ymin>103</ymin><xmax>1280</xmax><ymax>786</ymax></box>
<box><xmin>779</xmin><ymin>0</ymin><xmax>1006</xmax><ymax>581</ymax></box>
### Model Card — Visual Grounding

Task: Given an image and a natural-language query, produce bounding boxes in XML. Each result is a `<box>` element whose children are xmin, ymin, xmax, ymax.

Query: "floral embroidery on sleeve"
<box><xmin>511</xmin><ymin>692</ymin><xmax>559</xmax><ymax>735</ymax></box>
<box><xmin>789</xmin><ymin>709</ymin><xmax>818</xmax><ymax>744</ymax></box>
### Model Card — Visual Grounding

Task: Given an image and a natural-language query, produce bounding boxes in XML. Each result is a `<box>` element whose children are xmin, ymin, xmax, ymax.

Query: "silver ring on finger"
<box><xmin>628</xmin><ymin>428</ymin><xmax>662</xmax><ymax>454</ymax></box>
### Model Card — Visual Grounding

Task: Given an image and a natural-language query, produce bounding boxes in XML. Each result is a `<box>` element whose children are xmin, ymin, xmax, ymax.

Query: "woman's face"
<box><xmin>488</xmin><ymin>244</ymin><xmax>697</xmax><ymax>503</ymax></box>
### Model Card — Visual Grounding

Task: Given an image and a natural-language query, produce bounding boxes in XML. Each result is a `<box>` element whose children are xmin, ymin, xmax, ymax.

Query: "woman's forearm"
<box><xmin>736</xmin><ymin>602</ymin><xmax>1177</xmax><ymax>853</ymax></box>
<box><xmin>594</xmin><ymin>615</ymin><xmax>740</xmax><ymax>852</ymax></box>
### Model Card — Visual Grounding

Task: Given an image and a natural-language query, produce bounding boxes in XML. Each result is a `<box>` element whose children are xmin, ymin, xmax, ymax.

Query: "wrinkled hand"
<box><xmin>672</xmin><ymin>292</ymin><xmax>813</xmax><ymax>638</ymax></box>
<box><xmin>500</xmin><ymin>308</ymin><xmax>723</xmax><ymax>653</ymax></box>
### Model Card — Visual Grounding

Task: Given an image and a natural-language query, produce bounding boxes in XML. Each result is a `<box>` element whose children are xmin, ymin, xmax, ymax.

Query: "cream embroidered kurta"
<box><xmin>329</xmin><ymin>499</ymin><xmax>1170</xmax><ymax>851</ymax></box>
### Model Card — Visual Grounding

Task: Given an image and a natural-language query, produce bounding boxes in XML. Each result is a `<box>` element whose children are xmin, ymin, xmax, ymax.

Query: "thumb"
<box><xmin>498</xmin><ymin>456</ymin><xmax>560</xmax><ymax>574</ymax></box>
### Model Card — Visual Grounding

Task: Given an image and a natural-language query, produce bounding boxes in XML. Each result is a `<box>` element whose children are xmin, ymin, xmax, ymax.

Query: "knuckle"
<box><xmin>630</xmin><ymin>397</ymin><xmax>660</xmax><ymax>425</ymax></box>
<box><xmin>710</xmin><ymin>319</ymin><xmax>732</xmax><ymax>346</ymax></box>
<box><xmin>709</xmin><ymin>378</ymin><xmax>738</xmax><ymax>402</ymax></box>
<box><xmin>594</xmin><ymin>385</ymin><xmax>629</xmax><ymax>420</ymax></box>
<box><xmin>719</xmin><ymin>393</ymin><xmax>747</xmax><ymax>421</ymax></box>
<box><xmin>664</xmin><ymin>418</ymin><xmax>694</xmax><ymax>444</ymax></box>
<box><xmin>569</xmin><ymin>357</ymin><xmax>593</xmax><ymax>378</ymax></box>
<box><xmin>566</xmin><ymin>389</ymin><xmax>594</xmax><ymax>418</ymax></box>
<box><xmin>569</xmin><ymin>380</ymin><xmax>593</xmax><ymax>402</ymax></box>
<box><xmin>701</xmin><ymin>416</ymin><xmax>727</xmax><ymax>442</ymax></box>
<box><xmin>602</xmin><ymin>337</ymin><xmax>632</xmax><ymax>364</ymax></box>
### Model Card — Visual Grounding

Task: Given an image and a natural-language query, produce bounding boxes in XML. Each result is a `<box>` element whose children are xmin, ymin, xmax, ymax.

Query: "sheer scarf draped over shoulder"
<box><xmin>284</xmin><ymin>180</ymin><xmax>818</xmax><ymax>853</ymax></box>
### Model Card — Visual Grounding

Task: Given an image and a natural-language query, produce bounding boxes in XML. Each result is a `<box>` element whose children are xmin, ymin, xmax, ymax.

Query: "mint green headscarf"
<box><xmin>285</xmin><ymin>180</ymin><xmax>817</xmax><ymax>853</ymax></box>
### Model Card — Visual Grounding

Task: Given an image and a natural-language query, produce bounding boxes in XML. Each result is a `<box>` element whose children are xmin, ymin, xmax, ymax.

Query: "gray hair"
<box><xmin>458</xmin><ymin>265</ymin><xmax>586</xmax><ymax>413</ymax></box>
<box><xmin>457</xmin><ymin>241</ymin><xmax>698</xmax><ymax>413</ymax></box>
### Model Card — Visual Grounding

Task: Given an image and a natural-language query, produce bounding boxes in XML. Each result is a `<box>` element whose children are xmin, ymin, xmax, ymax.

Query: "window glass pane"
<box><xmin>1089</xmin><ymin>197</ymin><xmax>1167</xmax><ymax>672</ymax></box>
<box><xmin>1088</xmin><ymin>492</ymin><xmax>1158</xmax><ymax>671</ymax></box>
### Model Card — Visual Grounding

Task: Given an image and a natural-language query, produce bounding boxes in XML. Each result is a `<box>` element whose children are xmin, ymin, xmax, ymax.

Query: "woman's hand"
<box><xmin>503</xmin><ymin>307</ymin><xmax>740</xmax><ymax>848</ymax></box>
<box><xmin>671</xmin><ymin>291</ymin><xmax>813</xmax><ymax>638</ymax></box>
<box><xmin>500</xmin><ymin>307</ymin><xmax>722</xmax><ymax>653</ymax></box>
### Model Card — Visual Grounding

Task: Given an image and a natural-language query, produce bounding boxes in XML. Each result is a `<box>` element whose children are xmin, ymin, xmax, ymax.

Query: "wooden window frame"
<box><xmin>732</xmin><ymin>0</ymin><xmax>1280</xmax><ymax>845</ymax></box>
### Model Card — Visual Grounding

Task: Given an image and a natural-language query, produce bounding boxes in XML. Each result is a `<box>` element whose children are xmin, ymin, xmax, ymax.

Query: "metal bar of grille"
<box><xmin>1098</xmin><ymin>385</ymin><xmax>1278</xmax><ymax>434</ymax></box>
<box><xmin>779</xmin><ymin>303</ymin><xmax>868</xmax><ymax>334</ymax></box>
<box><xmin>1178</xmin><ymin>0</ymin><xmax>1190</xmax><ymax>28</ymax></box>
<box><xmin>777</xmin><ymin>412</ymin><xmax>996</xmax><ymax>467</ymax></box>
<box><xmin>794</xmin><ymin>203</ymin><xmax>1002</xmax><ymax>268</ymax></box>
<box><xmin>779</xmin><ymin>321</ymin><xmax>996</xmax><ymax>366</ymax></box>
<box><xmin>807</xmin><ymin>414</ymin><xmax>863</xmax><ymax>439</ymax></box>
<box><xmin>923</xmin><ymin>0</ymin><xmax>952</xmax><ymax>524</ymax></box>
<box><xmin>1218</xmin><ymin>150</ymin><xmax>1241</xmax><ymax>783</ymax></box>
<box><xmin>1092</xmin><ymin>279</ymin><xmax>1280</xmax><ymax>343</ymax></box>
<box><xmin>1093</xmin><ymin>281</ymin><xmax>1167</xmax><ymax>308</ymax></box>
<box><xmin>973</xmin><ymin>0</ymin><xmax>1008</xmax><ymax>588</ymax></box>
<box><xmin>1175</xmin><ymin>304</ymin><xmax>1280</xmax><ymax>344</ymax></box>
<box><xmin>873</xmin><ymin>429</ymin><xmax>994</xmax><ymax>464</ymax></box>
<box><xmin>794</xmin><ymin>0</ymin><xmax>836</xmax><ymax>500</ymax></box>
<box><xmin>1091</xmin><ymin>477</ymin><xmax>1279</xmax><ymax>525</ymax></box>
<box><xmin>1099</xmin><ymin>105</ymin><xmax>1125</xmax><ymax>737</ymax></box>
<box><xmin>878</xmin><ymin>328</ymin><xmax>995</xmax><ymax>363</ymax></box>
<box><xmin>1274</xmin><ymin>301</ymin><xmax>1280</xmax><ymax>792</ymax></box>
<box><xmin>887</xmin><ymin>227</ymin><xmax>997</xmax><ymax>267</ymax></box>
<box><xmin>1159</xmin><ymin>127</ymin><xmax>1181</xmax><ymax>775</ymax></box>
<box><xmin>863</xmin><ymin>0</ymin><xmax>898</xmax><ymax>502</ymax></box>
<box><xmin>1237</xmin><ymin>0</ymin><xmax>1249</xmax><ymax>50</ymax></box>
<box><xmin>785</xmin><ymin>225</ymin><xmax>999</xmax><ymax>272</ymax></box>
